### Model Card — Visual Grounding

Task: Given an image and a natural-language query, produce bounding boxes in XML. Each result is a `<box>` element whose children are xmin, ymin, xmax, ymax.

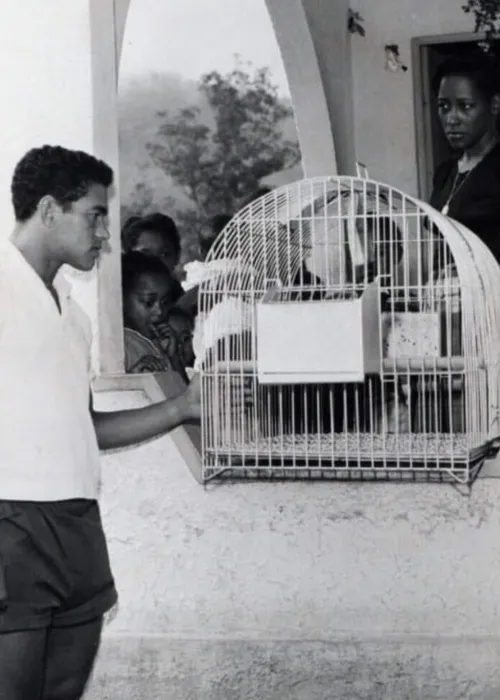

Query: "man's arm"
<box><xmin>90</xmin><ymin>376</ymin><xmax>201</xmax><ymax>451</ymax></box>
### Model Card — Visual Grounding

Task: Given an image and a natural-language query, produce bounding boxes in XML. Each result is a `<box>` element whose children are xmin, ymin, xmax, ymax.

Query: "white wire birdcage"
<box><xmin>198</xmin><ymin>176</ymin><xmax>500</xmax><ymax>484</ymax></box>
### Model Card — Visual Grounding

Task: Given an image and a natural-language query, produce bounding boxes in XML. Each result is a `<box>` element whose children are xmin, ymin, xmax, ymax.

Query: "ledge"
<box><xmin>93</xmin><ymin>372</ymin><xmax>203</xmax><ymax>484</ymax></box>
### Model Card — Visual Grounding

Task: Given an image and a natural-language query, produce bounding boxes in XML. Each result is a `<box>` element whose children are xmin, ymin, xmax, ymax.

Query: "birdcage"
<box><xmin>198</xmin><ymin>176</ymin><xmax>500</xmax><ymax>484</ymax></box>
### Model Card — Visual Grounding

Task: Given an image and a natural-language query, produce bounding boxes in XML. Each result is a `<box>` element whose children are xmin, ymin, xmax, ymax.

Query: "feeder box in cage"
<box><xmin>256</xmin><ymin>278</ymin><xmax>381</xmax><ymax>384</ymax></box>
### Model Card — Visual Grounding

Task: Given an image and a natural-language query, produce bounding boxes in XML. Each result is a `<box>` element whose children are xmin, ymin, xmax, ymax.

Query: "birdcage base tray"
<box><xmin>204</xmin><ymin>432</ymin><xmax>489</xmax><ymax>484</ymax></box>
<box><xmin>208</xmin><ymin>432</ymin><xmax>485</xmax><ymax>464</ymax></box>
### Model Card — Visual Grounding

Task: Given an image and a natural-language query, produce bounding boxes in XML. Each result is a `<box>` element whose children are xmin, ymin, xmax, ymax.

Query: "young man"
<box><xmin>0</xmin><ymin>145</ymin><xmax>201</xmax><ymax>699</ymax></box>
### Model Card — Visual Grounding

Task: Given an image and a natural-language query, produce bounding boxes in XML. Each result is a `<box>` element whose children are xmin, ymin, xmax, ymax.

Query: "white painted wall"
<box><xmin>0</xmin><ymin>0</ymin><xmax>125</xmax><ymax>373</ymax></box>
<box><xmin>0</xmin><ymin>1</ymin><xmax>94</xmax><ymax>211</ymax></box>
<box><xmin>351</xmin><ymin>0</ymin><xmax>472</xmax><ymax>196</ymax></box>
<box><xmin>265</xmin><ymin>0</ymin><xmax>338</xmax><ymax>176</ymax></box>
<box><xmin>0</xmin><ymin>0</ymin><xmax>98</xmax><ymax>362</ymax></box>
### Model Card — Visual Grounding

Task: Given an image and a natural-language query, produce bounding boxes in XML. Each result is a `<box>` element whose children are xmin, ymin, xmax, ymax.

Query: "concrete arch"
<box><xmin>264</xmin><ymin>0</ymin><xmax>338</xmax><ymax>176</ymax></box>
<box><xmin>114</xmin><ymin>0</ymin><xmax>132</xmax><ymax>73</ymax></box>
<box><xmin>269</xmin><ymin>0</ymin><xmax>356</xmax><ymax>176</ymax></box>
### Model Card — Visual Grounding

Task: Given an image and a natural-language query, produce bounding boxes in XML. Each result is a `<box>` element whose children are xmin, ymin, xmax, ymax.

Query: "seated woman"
<box><xmin>121</xmin><ymin>212</ymin><xmax>185</xmax><ymax>302</ymax></box>
<box><xmin>122</xmin><ymin>251</ymin><xmax>183</xmax><ymax>376</ymax></box>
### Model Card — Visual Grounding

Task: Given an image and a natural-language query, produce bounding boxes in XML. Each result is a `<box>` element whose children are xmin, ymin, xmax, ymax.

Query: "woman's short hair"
<box><xmin>431</xmin><ymin>55</ymin><xmax>500</xmax><ymax>100</ymax></box>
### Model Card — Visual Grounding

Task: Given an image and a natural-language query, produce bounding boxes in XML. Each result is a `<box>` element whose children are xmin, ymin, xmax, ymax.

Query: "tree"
<box><xmin>462</xmin><ymin>0</ymin><xmax>500</xmax><ymax>52</ymax></box>
<box><xmin>120</xmin><ymin>178</ymin><xmax>177</xmax><ymax>230</ymax></box>
<box><xmin>147</xmin><ymin>57</ymin><xmax>300</xmax><ymax>230</ymax></box>
<box><xmin>120</xmin><ymin>181</ymin><xmax>155</xmax><ymax>223</ymax></box>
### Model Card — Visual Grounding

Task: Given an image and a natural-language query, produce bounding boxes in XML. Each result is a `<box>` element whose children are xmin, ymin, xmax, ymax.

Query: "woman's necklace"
<box><xmin>441</xmin><ymin>137</ymin><xmax>498</xmax><ymax>216</ymax></box>
<box><xmin>441</xmin><ymin>169</ymin><xmax>472</xmax><ymax>216</ymax></box>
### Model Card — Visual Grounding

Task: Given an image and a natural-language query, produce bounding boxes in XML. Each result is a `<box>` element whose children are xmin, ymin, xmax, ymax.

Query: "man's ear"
<box><xmin>38</xmin><ymin>195</ymin><xmax>59</xmax><ymax>228</ymax></box>
<box><xmin>491</xmin><ymin>93</ymin><xmax>500</xmax><ymax>116</ymax></box>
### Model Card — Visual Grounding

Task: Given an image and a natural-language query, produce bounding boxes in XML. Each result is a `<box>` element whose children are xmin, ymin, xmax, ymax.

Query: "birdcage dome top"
<box><xmin>198</xmin><ymin>175</ymin><xmax>500</xmax><ymax>484</ymax></box>
<box><xmin>201</xmin><ymin>176</ymin><xmax>430</xmax><ymax>296</ymax></box>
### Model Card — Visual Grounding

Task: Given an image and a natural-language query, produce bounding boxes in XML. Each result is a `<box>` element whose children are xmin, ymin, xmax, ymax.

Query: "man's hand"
<box><xmin>181</xmin><ymin>372</ymin><xmax>253</xmax><ymax>422</ymax></box>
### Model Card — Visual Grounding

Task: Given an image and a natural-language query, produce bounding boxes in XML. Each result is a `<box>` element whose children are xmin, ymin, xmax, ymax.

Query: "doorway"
<box><xmin>412</xmin><ymin>33</ymin><xmax>500</xmax><ymax>200</ymax></box>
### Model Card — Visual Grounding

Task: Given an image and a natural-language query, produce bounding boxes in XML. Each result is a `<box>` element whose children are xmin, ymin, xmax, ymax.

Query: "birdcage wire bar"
<box><xmin>198</xmin><ymin>177</ymin><xmax>500</xmax><ymax>484</ymax></box>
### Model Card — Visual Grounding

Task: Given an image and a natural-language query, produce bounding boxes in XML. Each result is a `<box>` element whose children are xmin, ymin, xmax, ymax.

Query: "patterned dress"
<box><xmin>123</xmin><ymin>328</ymin><xmax>173</xmax><ymax>374</ymax></box>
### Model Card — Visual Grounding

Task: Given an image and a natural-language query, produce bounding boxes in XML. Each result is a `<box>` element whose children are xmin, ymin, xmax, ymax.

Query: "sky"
<box><xmin>119</xmin><ymin>0</ymin><xmax>291</xmax><ymax>96</ymax></box>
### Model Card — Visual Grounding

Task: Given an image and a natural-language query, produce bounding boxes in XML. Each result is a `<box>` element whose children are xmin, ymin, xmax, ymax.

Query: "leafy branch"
<box><xmin>462</xmin><ymin>0</ymin><xmax>500</xmax><ymax>51</ymax></box>
<box><xmin>146</xmin><ymin>57</ymin><xmax>301</xmax><ymax>224</ymax></box>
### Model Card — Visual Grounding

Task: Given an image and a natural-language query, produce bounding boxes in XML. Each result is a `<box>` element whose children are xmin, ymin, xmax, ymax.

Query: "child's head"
<box><xmin>122</xmin><ymin>251</ymin><xmax>177</xmax><ymax>339</ymax></box>
<box><xmin>121</xmin><ymin>212</ymin><xmax>181</xmax><ymax>273</ymax></box>
<box><xmin>165</xmin><ymin>307</ymin><xmax>195</xmax><ymax>367</ymax></box>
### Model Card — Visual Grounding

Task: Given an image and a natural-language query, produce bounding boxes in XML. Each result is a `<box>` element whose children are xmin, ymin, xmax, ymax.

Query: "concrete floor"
<box><xmin>85</xmin><ymin>634</ymin><xmax>500</xmax><ymax>699</ymax></box>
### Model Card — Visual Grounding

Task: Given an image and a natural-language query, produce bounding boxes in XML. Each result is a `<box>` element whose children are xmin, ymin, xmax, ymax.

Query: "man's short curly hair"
<box><xmin>11</xmin><ymin>145</ymin><xmax>114</xmax><ymax>222</ymax></box>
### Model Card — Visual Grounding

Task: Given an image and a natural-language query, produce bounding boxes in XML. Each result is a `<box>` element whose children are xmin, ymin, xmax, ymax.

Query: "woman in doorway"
<box><xmin>430</xmin><ymin>55</ymin><xmax>500</xmax><ymax>258</ymax></box>
<box><xmin>418</xmin><ymin>55</ymin><xmax>500</xmax><ymax>435</ymax></box>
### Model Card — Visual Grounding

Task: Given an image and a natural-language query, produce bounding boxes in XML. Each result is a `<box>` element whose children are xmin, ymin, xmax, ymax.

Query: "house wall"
<box><xmin>5</xmin><ymin>1</ymin><xmax>500</xmax><ymax>698</ymax></box>
<box><xmin>351</xmin><ymin>0</ymin><xmax>471</xmax><ymax>196</ymax></box>
<box><xmin>0</xmin><ymin>0</ymin><xmax>123</xmax><ymax>372</ymax></box>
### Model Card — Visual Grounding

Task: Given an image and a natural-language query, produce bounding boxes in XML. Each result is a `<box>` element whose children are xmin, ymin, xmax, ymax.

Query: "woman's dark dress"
<box><xmin>430</xmin><ymin>142</ymin><xmax>500</xmax><ymax>260</ymax></box>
